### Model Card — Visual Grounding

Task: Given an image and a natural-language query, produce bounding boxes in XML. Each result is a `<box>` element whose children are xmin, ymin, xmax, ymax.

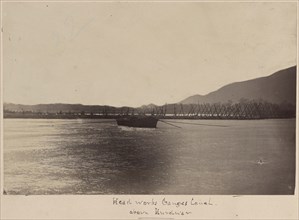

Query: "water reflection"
<box><xmin>50</xmin><ymin>122</ymin><xmax>178</xmax><ymax>194</ymax></box>
<box><xmin>4</xmin><ymin>119</ymin><xmax>296</xmax><ymax>195</ymax></box>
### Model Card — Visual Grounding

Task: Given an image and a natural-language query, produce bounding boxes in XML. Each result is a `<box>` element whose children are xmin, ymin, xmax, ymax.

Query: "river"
<box><xmin>3</xmin><ymin>118</ymin><xmax>295</xmax><ymax>195</ymax></box>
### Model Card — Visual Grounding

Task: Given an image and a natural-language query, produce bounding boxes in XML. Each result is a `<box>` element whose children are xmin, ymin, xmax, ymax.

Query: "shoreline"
<box><xmin>3</xmin><ymin>113</ymin><xmax>295</xmax><ymax>120</ymax></box>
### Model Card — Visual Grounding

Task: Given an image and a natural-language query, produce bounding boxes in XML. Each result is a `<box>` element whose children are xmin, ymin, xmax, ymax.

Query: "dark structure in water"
<box><xmin>116</xmin><ymin>116</ymin><xmax>159</xmax><ymax>128</ymax></box>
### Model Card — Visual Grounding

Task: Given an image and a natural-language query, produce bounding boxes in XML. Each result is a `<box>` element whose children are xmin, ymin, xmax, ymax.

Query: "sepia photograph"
<box><xmin>1</xmin><ymin>0</ymin><xmax>297</xmax><ymax>200</ymax></box>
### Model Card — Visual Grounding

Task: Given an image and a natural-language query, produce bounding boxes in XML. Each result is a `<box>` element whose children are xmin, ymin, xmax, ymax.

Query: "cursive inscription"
<box><xmin>112</xmin><ymin>197</ymin><xmax>215</xmax><ymax>217</ymax></box>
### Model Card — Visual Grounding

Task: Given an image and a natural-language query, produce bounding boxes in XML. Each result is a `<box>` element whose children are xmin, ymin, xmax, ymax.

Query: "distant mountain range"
<box><xmin>180</xmin><ymin>66</ymin><xmax>296</xmax><ymax>105</ymax></box>
<box><xmin>3</xmin><ymin>103</ymin><xmax>120</xmax><ymax>114</ymax></box>
<box><xmin>4</xmin><ymin>66</ymin><xmax>296</xmax><ymax>113</ymax></box>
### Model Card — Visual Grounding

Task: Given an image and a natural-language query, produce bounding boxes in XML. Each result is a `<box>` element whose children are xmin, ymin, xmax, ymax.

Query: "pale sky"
<box><xmin>3</xmin><ymin>2</ymin><xmax>297</xmax><ymax>107</ymax></box>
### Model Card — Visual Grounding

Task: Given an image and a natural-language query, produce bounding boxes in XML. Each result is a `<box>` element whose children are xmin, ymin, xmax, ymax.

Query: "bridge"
<box><xmin>4</xmin><ymin>102</ymin><xmax>294</xmax><ymax>119</ymax></box>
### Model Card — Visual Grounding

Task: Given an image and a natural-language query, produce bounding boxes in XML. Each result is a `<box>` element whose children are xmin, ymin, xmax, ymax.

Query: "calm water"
<box><xmin>3</xmin><ymin>118</ymin><xmax>296</xmax><ymax>195</ymax></box>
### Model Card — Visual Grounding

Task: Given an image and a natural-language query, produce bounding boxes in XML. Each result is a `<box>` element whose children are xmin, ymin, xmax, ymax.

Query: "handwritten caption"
<box><xmin>113</xmin><ymin>197</ymin><xmax>215</xmax><ymax>216</ymax></box>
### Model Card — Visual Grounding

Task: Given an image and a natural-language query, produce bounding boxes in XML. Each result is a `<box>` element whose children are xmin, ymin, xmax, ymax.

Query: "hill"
<box><xmin>4</xmin><ymin>66</ymin><xmax>296</xmax><ymax>114</ymax></box>
<box><xmin>180</xmin><ymin>66</ymin><xmax>296</xmax><ymax>105</ymax></box>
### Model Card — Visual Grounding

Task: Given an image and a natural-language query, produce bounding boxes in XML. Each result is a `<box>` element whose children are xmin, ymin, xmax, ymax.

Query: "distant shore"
<box><xmin>3</xmin><ymin>112</ymin><xmax>295</xmax><ymax>120</ymax></box>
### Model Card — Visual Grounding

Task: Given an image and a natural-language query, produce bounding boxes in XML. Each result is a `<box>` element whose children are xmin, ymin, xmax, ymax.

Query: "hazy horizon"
<box><xmin>3</xmin><ymin>2</ymin><xmax>297</xmax><ymax>107</ymax></box>
<box><xmin>3</xmin><ymin>64</ymin><xmax>297</xmax><ymax>107</ymax></box>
